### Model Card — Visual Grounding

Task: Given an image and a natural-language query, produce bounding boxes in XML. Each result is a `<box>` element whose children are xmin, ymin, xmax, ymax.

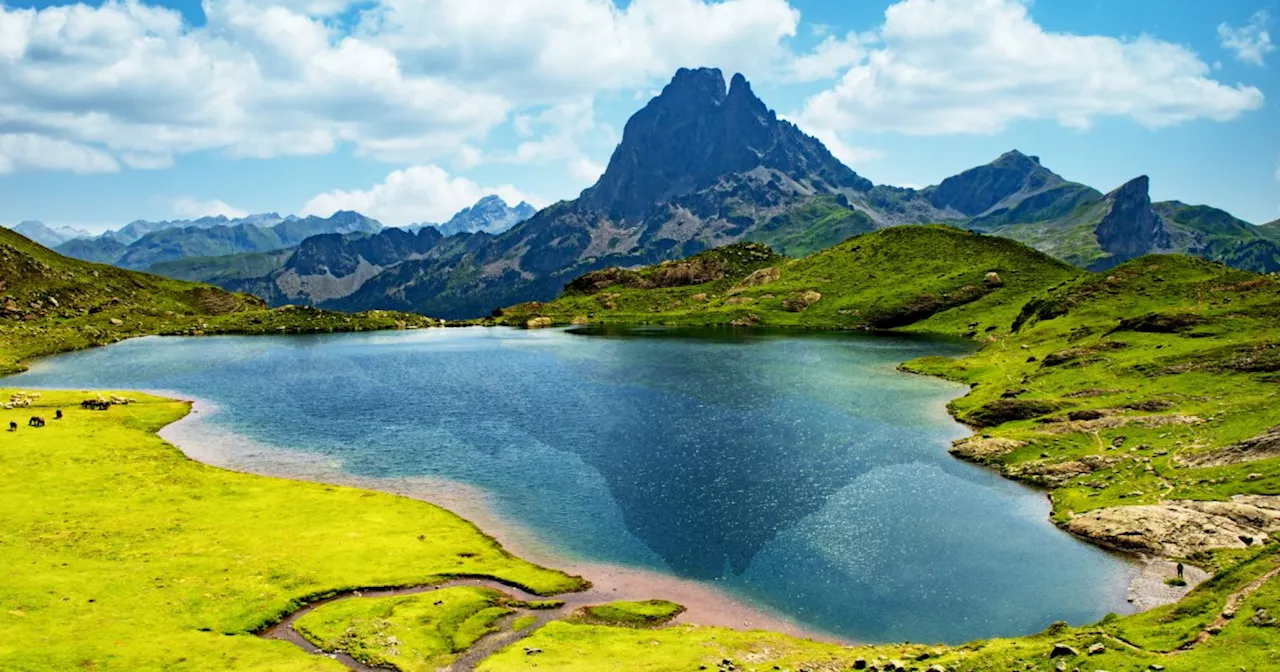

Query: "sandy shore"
<box><xmin>154</xmin><ymin>392</ymin><xmax>832</xmax><ymax>642</ymax></box>
<box><xmin>1126</xmin><ymin>558</ymin><xmax>1209</xmax><ymax>611</ymax></box>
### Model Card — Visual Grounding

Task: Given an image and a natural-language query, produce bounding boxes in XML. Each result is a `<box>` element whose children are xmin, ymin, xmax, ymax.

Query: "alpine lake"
<box><xmin>11</xmin><ymin>325</ymin><xmax>1139</xmax><ymax>644</ymax></box>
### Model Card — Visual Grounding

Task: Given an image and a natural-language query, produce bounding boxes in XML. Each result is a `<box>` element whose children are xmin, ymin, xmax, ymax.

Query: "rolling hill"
<box><xmin>0</xmin><ymin>227</ymin><xmax>436</xmax><ymax>374</ymax></box>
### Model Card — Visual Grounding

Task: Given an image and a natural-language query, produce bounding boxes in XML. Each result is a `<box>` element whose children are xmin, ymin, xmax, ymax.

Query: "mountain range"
<box><xmin>8</xmin><ymin>67</ymin><xmax>1277</xmax><ymax>320</ymax></box>
<box><xmin>216</xmin><ymin>68</ymin><xmax>1280</xmax><ymax>319</ymax></box>
<box><xmin>10</xmin><ymin>221</ymin><xmax>91</xmax><ymax>248</ymax></box>
<box><xmin>3</xmin><ymin>196</ymin><xmax>539</xmax><ymax>286</ymax></box>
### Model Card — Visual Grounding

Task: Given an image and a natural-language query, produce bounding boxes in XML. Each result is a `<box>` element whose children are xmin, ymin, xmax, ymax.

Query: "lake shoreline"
<box><xmin>155</xmin><ymin>391</ymin><xmax>839</xmax><ymax>644</ymax></box>
<box><xmin>152</xmin><ymin>383</ymin><xmax>1177</xmax><ymax>641</ymax></box>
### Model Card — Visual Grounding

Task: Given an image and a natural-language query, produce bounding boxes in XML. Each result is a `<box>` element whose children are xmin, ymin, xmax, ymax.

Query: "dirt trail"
<box><xmin>257</xmin><ymin>578</ymin><xmax>598</xmax><ymax>672</ymax></box>
<box><xmin>1179</xmin><ymin>562</ymin><xmax>1280</xmax><ymax>651</ymax></box>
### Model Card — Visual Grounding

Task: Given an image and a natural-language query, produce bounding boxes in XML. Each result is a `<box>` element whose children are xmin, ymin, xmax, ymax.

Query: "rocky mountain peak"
<box><xmin>925</xmin><ymin>149</ymin><xmax>1065</xmax><ymax>217</ymax></box>
<box><xmin>435</xmin><ymin>195</ymin><xmax>539</xmax><ymax>237</ymax></box>
<box><xmin>1095</xmin><ymin>175</ymin><xmax>1172</xmax><ymax>261</ymax></box>
<box><xmin>583</xmin><ymin>68</ymin><xmax>871</xmax><ymax>222</ymax></box>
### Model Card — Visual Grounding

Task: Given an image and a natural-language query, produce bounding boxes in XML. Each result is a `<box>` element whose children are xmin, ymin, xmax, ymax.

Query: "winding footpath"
<box><xmin>1180</xmin><ymin>562</ymin><xmax>1280</xmax><ymax>652</ymax></box>
<box><xmin>257</xmin><ymin>578</ymin><xmax>598</xmax><ymax>672</ymax></box>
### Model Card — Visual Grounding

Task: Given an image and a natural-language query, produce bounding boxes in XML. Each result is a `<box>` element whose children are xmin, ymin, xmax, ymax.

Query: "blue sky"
<box><xmin>0</xmin><ymin>0</ymin><xmax>1277</xmax><ymax>232</ymax></box>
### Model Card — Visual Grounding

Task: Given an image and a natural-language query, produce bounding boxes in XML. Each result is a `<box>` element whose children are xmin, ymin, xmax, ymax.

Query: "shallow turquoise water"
<box><xmin>12</xmin><ymin>326</ymin><xmax>1137</xmax><ymax>643</ymax></box>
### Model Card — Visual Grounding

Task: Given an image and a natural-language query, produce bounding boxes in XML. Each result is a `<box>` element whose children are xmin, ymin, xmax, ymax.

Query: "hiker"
<box><xmin>1177</xmin><ymin>563</ymin><xmax>1185</xmax><ymax>580</ymax></box>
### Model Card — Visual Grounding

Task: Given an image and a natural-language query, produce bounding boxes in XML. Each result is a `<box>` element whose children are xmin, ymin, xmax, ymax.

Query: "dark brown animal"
<box><xmin>28</xmin><ymin>417</ymin><xmax>45</xmax><ymax>428</ymax></box>
<box><xmin>7</xmin><ymin>421</ymin><xmax>15</xmax><ymax>431</ymax></box>
<box><xmin>55</xmin><ymin>409</ymin><xmax>63</xmax><ymax>420</ymax></box>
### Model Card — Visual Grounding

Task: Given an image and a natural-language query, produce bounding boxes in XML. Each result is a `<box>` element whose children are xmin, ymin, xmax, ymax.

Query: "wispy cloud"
<box><xmin>1219</xmin><ymin>10</ymin><xmax>1275</xmax><ymax>66</ymax></box>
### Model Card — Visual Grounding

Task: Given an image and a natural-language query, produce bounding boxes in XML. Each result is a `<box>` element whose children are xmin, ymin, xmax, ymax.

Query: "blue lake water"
<box><xmin>10</xmin><ymin>326</ymin><xmax>1137</xmax><ymax>643</ymax></box>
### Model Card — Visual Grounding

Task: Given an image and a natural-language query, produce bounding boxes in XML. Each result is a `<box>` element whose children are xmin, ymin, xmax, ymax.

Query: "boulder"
<box><xmin>1049</xmin><ymin>644</ymin><xmax>1079</xmax><ymax>658</ymax></box>
<box><xmin>984</xmin><ymin>271</ymin><xmax>1003</xmax><ymax>287</ymax></box>
<box><xmin>780</xmin><ymin>290</ymin><xmax>822</xmax><ymax>312</ymax></box>
<box><xmin>950</xmin><ymin>436</ymin><xmax>1026</xmax><ymax>461</ymax></box>
<box><xmin>1087</xmin><ymin>642</ymin><xmax>1105</xmax><ymax>655</ymax></box>
<box><xmin>728</xmin><ymin>267</ymin><xmax>780</xmax><ymax>294</ymax></box>
<box><xmin>526</xmin><ymin>317</ymin><xmax>555</xmax><ymax>329</ymax></box>
<box><xmin>108</xmin><ymin>318</ymin><xmax>124</xmax><ymax>326</ymax></box>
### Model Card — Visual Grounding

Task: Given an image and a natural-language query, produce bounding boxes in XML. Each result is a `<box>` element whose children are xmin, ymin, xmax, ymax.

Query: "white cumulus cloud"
<box><xmin>798</xmin><ymin>0</ymin><xmax>1264</xmax><ymax>138</ymax></box>
<box><xmin>0</xmin><ymin>133</ymin><xmax>119</xmax><ymax>174</ymax></box>
<box><xmin>0</xmin><ymin>0</ymin><xmax>801</xmax><ymax>176</ymax></box>
<box><xmin>300</xmin><ymin>165</ymin><xmax>542</xmax><ymax>226</ymax></box>
<box><xmin>1219</xmin><ymin>10</ymin><xmax>1275</xmax><ymax>66</ymax></box>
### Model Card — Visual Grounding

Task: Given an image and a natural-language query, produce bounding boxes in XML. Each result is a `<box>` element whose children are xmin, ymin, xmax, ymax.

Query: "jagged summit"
<box><xmin>583</xmin><ymin>68</ymin><xmax>871</xmax><ymax>221</ymax></box>
<box><xmin>435</xmin><ymin>195</ymin><xmax>537</xmax><ymax>237</ymax></box>
<box><xmin>1095</xmin><ymin>175</ymin><xmax>1172</xmax><ymax>262</ymax></box>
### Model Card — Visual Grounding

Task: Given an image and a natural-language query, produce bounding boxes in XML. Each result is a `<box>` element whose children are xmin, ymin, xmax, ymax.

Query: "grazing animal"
<box><xmin>7</xmin><ymin>421</ymin><xmax>15</xmax><ymax>432</ymax></box>
<box><xmin>55</xmin><ymin>409</ymin><xmax>63</xmax><ymax>420</ymax></box>
<box><xmin>81</xmin><ymin>399</ymin><xmax>110</xmax><ymax>411</ymax></box>
<box><xmin>28</xmin><ymin>417</ymin><xmax>45</xmax><ymax>428</ymax></box>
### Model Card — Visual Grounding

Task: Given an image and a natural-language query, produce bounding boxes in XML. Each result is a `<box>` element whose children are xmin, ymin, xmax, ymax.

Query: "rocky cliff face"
<box><xmin>1094</xmin><ymin>176</ymin><xmax>1173</xmax><ymax>265</ymax></box>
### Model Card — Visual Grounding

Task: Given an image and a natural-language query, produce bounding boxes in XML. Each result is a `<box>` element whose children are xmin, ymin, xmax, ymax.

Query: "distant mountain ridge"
<box><xmin>7</xmin><ymin>221</ymin><xmax>90</xmax><ymax>248</ymax></box>
<box><xmin>53</xmin><ymin>211</ymin><xmax>383</xmax><ymax>271</ymax></box>
<box><xmin>432</xmin><ymin>196</ymin><xmax>536</xmax><ymax>236</ymax></box>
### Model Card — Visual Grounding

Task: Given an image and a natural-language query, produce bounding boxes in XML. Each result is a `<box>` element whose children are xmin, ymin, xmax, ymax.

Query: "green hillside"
<box><xmin>146</xmin><ymin>248</ymin><xmax>294</xmax><ymax>284</ymax></box>
<box><xmin>0</xmin><ymin>227</ymin><xmax>435</xmax><ymax>374</ymax></box>
<box><xmin>502</xmin><ymin>226</ymin><xmax>1082</xmax><ymax>335</ymax></box>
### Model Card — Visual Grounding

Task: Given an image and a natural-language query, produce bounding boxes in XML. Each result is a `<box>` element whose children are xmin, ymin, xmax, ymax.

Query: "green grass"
<box><xmin>294</xmin><ymin>587</ymin><xmax>514</xmax><ymax>671</ymax></box>
<box><xmin>569</xmin><ymin>600</ymin><xmax>685</xmax><ymax>628</ymax></box>
<box><xmin>503</xmin><ymin>226</ymin><xmax>1081</xmax><ymax>334</ymax></box>
<box><xmin>0</xmin><ymin>389</ymin><xmax>583</xmax><ymax>670</ymax></box>
<box><xmin>480</xmin><ymin>549</ymin><xmax>1280</xmax><ymax>672</ymax></box>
